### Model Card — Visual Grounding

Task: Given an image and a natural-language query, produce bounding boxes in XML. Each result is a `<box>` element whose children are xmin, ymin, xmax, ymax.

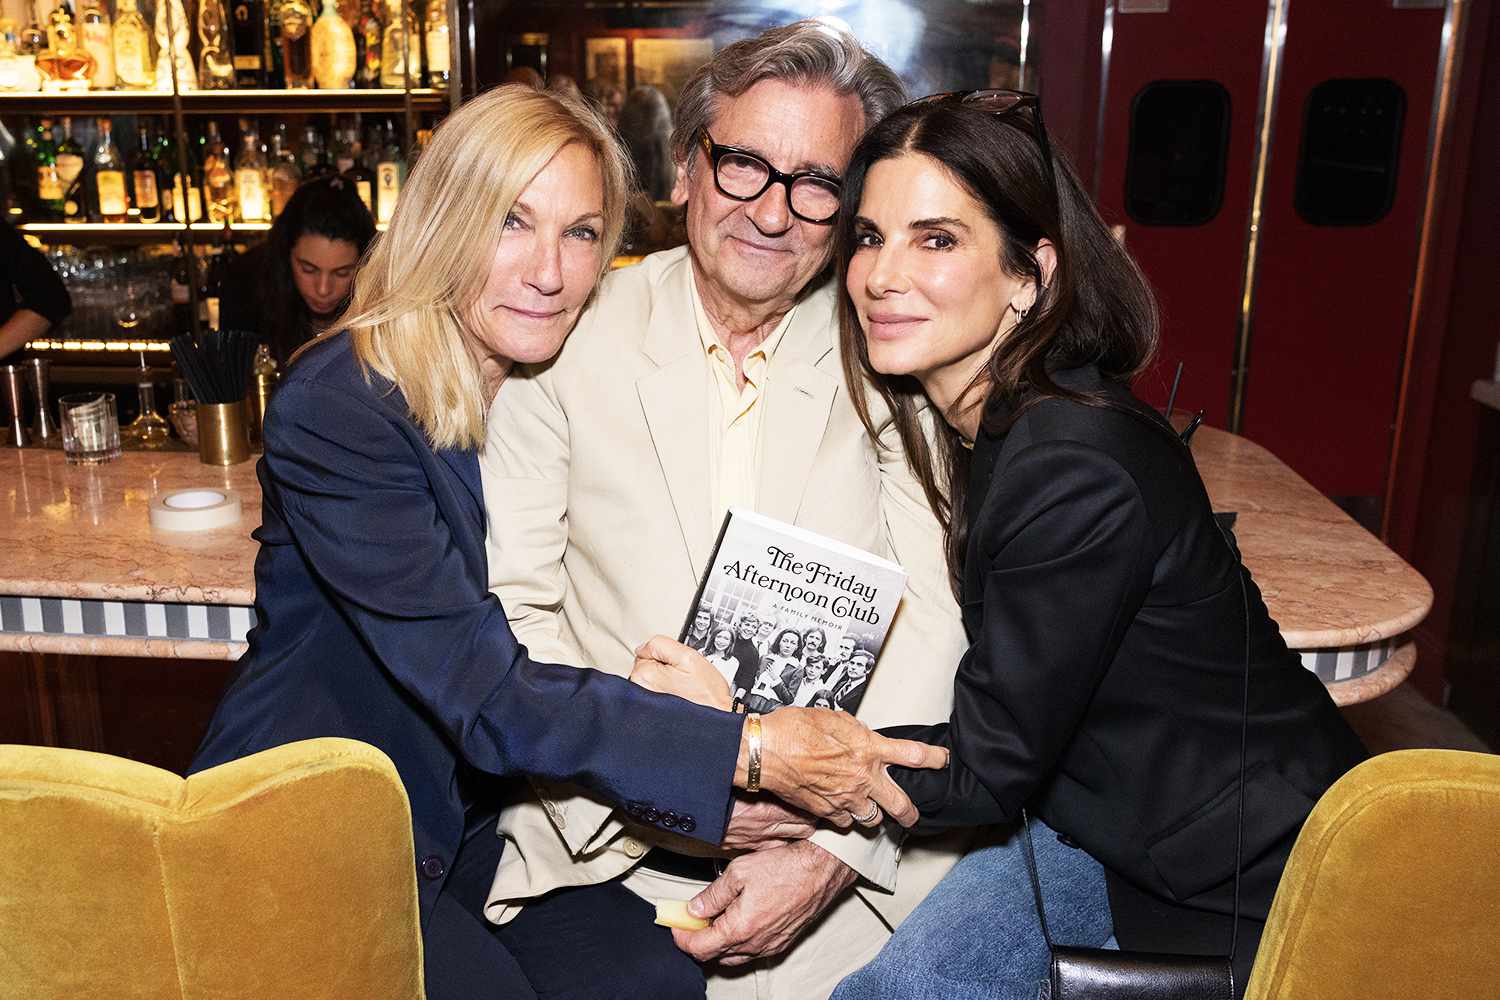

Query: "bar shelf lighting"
<box><xmin>26</xmin><ymin>339</ymin><xmax>172</xmax><ymax>353</ymax></box>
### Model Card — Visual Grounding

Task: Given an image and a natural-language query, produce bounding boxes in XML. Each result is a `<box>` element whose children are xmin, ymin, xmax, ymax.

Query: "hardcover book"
<box><xmin>678</xmin><ymin>508</ymin><xmax>907</xmax><ymax>716</ymax></box>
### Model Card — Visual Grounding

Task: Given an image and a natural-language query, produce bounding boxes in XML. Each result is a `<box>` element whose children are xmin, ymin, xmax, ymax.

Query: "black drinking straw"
<box><xmin>1164</xmin><ymin>360</ymin><xmax>1184</xmax><ymax>422</ymax></box>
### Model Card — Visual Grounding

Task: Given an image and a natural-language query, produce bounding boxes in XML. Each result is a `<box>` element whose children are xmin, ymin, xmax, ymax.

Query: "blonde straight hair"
<box><xmin>317</xmin><ymin>84</ymin><xmax>630</xmax><ymax>450</ymax></box>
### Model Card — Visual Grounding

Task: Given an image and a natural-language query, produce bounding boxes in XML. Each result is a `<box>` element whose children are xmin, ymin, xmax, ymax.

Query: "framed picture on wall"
<box><xmin>632</xmin><ymin>37</ymin><xmax>714</xmax><ymax>106</ymax></box>
<box><xmin>584</xmin><ymin>37</ymin><xmax>627</xmax><ymax>92</ymax></box>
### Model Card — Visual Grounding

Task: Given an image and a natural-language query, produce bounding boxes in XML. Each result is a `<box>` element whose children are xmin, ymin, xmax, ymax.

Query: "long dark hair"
<box><xmin>263</xmin><ymin>176</ymin><xmax>375</xmax><ymax>365</ymax></box>
<box><xmin>836</xmin><ymin>100</ymin><xmax>1159</xmax><ymax>595</ymax></box>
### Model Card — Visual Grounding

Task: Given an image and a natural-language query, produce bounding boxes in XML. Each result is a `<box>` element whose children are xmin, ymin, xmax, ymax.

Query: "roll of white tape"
<box><xmin>149</xmin><ymin>488</ymin><xmax>243</xmax><ymax>532</ymax></box>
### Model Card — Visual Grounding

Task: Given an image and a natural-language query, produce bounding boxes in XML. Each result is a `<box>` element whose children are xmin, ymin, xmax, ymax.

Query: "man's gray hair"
<box><xmin>671</xmin><ymin>19</ymin><xmax>907</xmax><ymax>167</ymax></box>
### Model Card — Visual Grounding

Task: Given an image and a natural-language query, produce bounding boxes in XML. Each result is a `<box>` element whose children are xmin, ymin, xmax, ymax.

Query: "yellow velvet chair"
<box><xmin>1245</xmin><ymin>748</ymin><xmax>1500</xmax><ymax>1000</ymax></box>
<box><xmin>0</xmin><ymin>738</ymin><xmax>425</xmax><ymax>1000</ymax></box>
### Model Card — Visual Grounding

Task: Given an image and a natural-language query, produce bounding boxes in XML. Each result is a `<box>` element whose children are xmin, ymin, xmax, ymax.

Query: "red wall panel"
<box><xmin>1239</xmin><ymin>1</ymin><xmax>1443</xmax><ymax>498</ymax></box>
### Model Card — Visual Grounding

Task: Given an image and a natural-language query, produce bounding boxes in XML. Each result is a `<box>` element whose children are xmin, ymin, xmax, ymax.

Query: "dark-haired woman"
<box><xmin>218</xmin><ymin>176</ymin><xmax>376</xmax><ymax>365</ymax></box>
<box><xmin>826</xmin><ymin>93</ymin><xmax>1367</xmax><ymax>999</ymax></box>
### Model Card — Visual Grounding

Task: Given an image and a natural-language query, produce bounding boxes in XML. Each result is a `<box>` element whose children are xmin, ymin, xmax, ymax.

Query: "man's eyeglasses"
<box><xmin>695</xmin><ymin>127</ymin><xmax>843</xmax><ymax>225</ymax></box>
<box><xmin>910</xmin><ymin>89</ymin><xmax>1059</xmax><ymax>199</ymax></box>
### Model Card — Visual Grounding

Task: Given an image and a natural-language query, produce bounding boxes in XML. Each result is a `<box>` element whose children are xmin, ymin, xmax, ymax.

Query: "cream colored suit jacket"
<box><xmin>481</xmin><ymin>246</ymin><xmax>971</xmax><ymax>930</ymax></box>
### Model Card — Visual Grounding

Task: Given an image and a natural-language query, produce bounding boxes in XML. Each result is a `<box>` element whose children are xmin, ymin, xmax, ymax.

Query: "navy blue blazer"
<box><xmin>191</xmin><ymin>333</ymin><xmax>743</xmax><ymax>931</ymax></box>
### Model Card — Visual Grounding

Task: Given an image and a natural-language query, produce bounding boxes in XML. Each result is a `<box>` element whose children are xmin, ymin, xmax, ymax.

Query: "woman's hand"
<box><xmin>631</xmin><ymin>635</ymin><xmax>732</xmax><ymax>712</ymax></box>
<box><xmin>750</xmin><ymin>707</ymin><xmax>947</xmax><ymax>829</ymax></box>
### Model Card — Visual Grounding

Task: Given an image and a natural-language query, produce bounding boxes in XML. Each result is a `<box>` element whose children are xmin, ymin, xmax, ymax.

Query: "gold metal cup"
<box><xmin>196</xmin><ymin>399</ymin><xmax>252</xmax><ymax>466</ymax></box>
<box><xmin>247</xmin><ymin>371</ymin><xmax>277</xmax><ymax>447</ymax></box>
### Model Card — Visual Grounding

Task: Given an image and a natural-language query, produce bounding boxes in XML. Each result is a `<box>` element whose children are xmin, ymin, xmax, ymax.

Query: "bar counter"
<box><xmin>1</xmin><ymin>426</ymin><xmax>1432</xmax><ymax>705</ymax></box>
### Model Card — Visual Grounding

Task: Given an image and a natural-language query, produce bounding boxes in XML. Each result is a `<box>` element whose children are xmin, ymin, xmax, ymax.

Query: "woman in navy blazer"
<box><xmin>190</xmin><ymin>86</ymin><xmax>942</xmax><ymax>1000</ymax></box>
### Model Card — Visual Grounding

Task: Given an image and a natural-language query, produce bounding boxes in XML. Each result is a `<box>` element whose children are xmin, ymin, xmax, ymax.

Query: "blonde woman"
<box><xmin>189</xmin><ymin>86</ymin><xmax>945</xmax><ymax>1000</ymax></box>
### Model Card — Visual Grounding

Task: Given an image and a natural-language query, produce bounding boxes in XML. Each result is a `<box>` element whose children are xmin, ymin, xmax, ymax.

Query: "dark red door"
<box><xmin>1238</xmin><ymin>1</ymin><xmax>1445</xmax><ymax>500</ymax></box>
<box><xmin>1094</xmin><ymin>2</ymin><xmax>1270</xmax><ymax>421</ymax></box>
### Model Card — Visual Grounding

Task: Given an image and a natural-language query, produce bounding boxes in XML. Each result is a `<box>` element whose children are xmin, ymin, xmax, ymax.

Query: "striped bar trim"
<box><xmin>1298</xmin><ymin>639</ymin><xmax>1398</xmax><ymax>683</ymax></box>
<box><xmin>0</xmin><ymin>595</ymin><xmax>256</xmax><ymax>643</ymax></box>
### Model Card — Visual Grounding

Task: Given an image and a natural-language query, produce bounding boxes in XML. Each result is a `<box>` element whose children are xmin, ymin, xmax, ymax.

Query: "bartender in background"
<box><xmin>0</xmin><ymin>218</ymin><xmax>70</xmax><ymax>364</ymax></box>
<box><xmin>218</xmin><ymin>176</ymin><xmax>374</xmax><ymax>366</ymax></box>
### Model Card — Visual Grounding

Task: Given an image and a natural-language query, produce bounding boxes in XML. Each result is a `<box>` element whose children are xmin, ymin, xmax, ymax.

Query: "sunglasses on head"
<box><xmin>909</xmin><ymin>89</ymin><xmax>1059</xmax><ymax>200</ymax></box>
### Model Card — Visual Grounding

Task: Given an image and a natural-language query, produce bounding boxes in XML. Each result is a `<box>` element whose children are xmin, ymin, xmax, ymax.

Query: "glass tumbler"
<box><xmin>58</xmin><ymin>392</ymin><xmax>122</xmax><ymax>465</ymax></box>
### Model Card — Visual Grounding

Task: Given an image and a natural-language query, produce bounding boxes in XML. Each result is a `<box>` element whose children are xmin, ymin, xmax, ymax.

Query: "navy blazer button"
<box><xmin>420</xmin><ymin>855</ymin><xmax>446</xmax><ymax>880</ymax></box>
<box><xmin>661</xmin><ymin>811</ymin><xmax>679</xmax><ymax>828</ymax></box>
<box><xmin>642</xmin><ymin>807</ymin><xmax>660</xmax><ymax>823</ymax></box>
<box><xmin>678</xmin><ymin>816</ymin><xmax>696</xmax><ymax>833</ymax></box>
<box><xmin>1056</xmin><ymin>833</ymin><xmax>1080</xmax><ymax>849</ymax></box>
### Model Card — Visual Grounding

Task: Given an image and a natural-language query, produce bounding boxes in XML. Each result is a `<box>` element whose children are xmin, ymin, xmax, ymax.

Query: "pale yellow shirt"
<box><xmin>688</xmin><ymin>273</ymin><xmax>795</xmax><ymax>525</ymax></box>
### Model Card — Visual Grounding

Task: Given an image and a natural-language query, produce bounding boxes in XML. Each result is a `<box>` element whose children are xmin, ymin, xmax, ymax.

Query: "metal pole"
<box><xmin>163</xmin><ymin>0</ymin><xmax>202</xmax><ymax>340</ymax></box>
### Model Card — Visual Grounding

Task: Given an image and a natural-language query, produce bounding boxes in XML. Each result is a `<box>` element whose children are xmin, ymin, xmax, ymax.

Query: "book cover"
<box><xmin>678</xmin><ymin>508</ymin><xmax>907</xmax><ymax>716</ymax></box>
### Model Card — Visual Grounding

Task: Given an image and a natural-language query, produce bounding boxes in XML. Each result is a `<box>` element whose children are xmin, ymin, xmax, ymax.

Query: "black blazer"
<box><xmin>191</xmin><ymin>334</ymin><xmax>744</xmax><ymax>934</ymax></box>
<box><xmin>889</xmin><ymin>364</ymin><xmax>1365</xmax><ymax>977</ymax></box>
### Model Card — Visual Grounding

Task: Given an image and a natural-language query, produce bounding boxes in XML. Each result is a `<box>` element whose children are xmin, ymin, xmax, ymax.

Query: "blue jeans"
<box><xmin>833</xmin><ymin>819</ymin><xmax>1114</xmax><ymax>1000</ymax></box>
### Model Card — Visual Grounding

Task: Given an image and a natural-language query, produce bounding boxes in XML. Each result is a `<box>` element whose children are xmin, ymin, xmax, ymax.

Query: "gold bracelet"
<box><xmin>746</xmin><ymin>713</ymin><xmax>762</xmax><ymax>794</ymax></box>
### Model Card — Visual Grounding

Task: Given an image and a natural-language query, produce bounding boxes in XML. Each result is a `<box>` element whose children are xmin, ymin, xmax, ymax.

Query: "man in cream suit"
<box><xmin>483</xmin><ymin>21</ymin><xmax>971</xmax><ymax>999</ymax></box>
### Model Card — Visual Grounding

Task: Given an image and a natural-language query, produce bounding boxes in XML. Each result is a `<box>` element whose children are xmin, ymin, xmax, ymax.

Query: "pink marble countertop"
<box><xmin>2</xmin><ymin>424</ymin><xmax>1432</xmax><ymax>653</ymax></box>
<box><xmin>1189</xmin><ymin>426</ymin><xmax>1432</xmax><ymax>649</ymax></box>
<box><xmin>1</xmin><ymin>447</ymin><xmax>260</xmax><ymax>606</ymax></box>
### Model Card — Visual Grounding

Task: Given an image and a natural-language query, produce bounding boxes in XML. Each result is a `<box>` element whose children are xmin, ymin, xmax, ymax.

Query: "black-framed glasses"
<box><xmin>911</xmin><ymin>89</ymin><xmax>1059</xmax><ymax>199</ymax></box>
<box><xmin>695</xmin><ymin>127</ymin><xmax>843</xmax><ymax>225</ymax></box>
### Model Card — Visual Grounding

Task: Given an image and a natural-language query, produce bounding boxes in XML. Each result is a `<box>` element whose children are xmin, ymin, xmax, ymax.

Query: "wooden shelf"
<box><xmin>0</xmin><ymin>88</ymin><xmax>450</xmax><ymax>115</ymax></box>
<box><xmin>19</xmin><ymin>221</ymin><xmax>389</xmax><ymax>244</ymax></box>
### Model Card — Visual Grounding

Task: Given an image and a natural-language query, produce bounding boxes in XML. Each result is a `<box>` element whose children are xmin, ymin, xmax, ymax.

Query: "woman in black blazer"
<box><xmin>826</xmin><ymin>93</ymin><xmax>1368</xmax><ymax>998</ymax></box>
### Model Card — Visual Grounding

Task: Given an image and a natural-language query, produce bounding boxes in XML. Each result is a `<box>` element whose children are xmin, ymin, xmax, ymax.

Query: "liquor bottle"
<box><xmin>92</xmin><ymin>117</ymin><xmax>129</xmax><ymax>223</ymax></box>
<box><xmin>130</xmin><ymin>123</ymin><xmax>161</xmax><ymax>223</ymax></box>
<box><xmin>149</xmin><ymin>126</ymin><xmax>175</xmax><ymax>220</ymax></box>
<box><xmin>343</xmin><ymin>128</ymin><xmax>374</xmax><ymax>214</ymax></box>
<box><xmin>352</xmin><ymin>0</ymin><xmax>381</xmax><ymax>88</ymax></box>
<box><xmin>37</xmin><ymin>2</ymin><xmax>96</xmax><ymax>91</ymax></box>
<box><xmin>0</xmin><ymin>18</ymin><xmax>41</xmax><ymax>92</ymax></box>
<box><xmin>299</xmin><ymin>122</ymin><xmax>330</xmax><ymax>178</ymax></box>
<box><xmin>202</xmin><ymin>121</ymin><xmax>236</xmax><ymax>223</ymax></box>
<box><xmin>229</xmin><ymin>0</ymin><xmax>267</xmax><ymax>87</ymax></box>
<box><xmin>412</xmin><ymin>127</ymin><xmax>431</xmax><ymax>165</ymax></box>
<box><xmin>265</xmin><ymin>0</ymin><xmax>285</xmax><ymax>87</ymax></box>
<box><xmin>170</xmin><ymin>133</ymin><xmax>204</xmax><ymax>224</ymax></box>
<box><xmin>423</xmin><ymin>0</ymin><xmax>447</xmax><ymax>91</ymax></box>
<box><xmin>34</xmin><ymin>119</ymin><xmax>62</xmax><ymax>219</ymax></box>
<box><xmin>278</xmin><ymin>0</ymin><xmax>314</xmax><ymax>88</ymax></box>
<box><xmin>0</xmin><ymin>120</ymin><xmax>19</xmax><ymax>218</ymax></box>
<box><xmin>153</xmin><ymin>0</ymin><xmax>196</xmax><ymax>92</ymax></box>
<box><xmin>18</xmin><ymin>11</ymin><xmax>44</xmax><ymax>56</ymax></box>
<box><xmin>374</xmin><ymin>118</ymin><xmax>401</xmax><ymax>224</ymax></box>
<box><xmin>54</xmin><ymin>116</ymin><xmax>85</xmax><ymax>221</ymax></box>
<box><xmin>377</xmin><ymin>0</ymin><xmax>414</xmax><ymax>88</ymax></box>
<box><xmin>112</xmin><ymin>0</ymin><xmax>153</xmax><ymax>89</ymax></box>
<box><xmin>77</xmin><ymin>0</ymin><xmax>114</xmax><ymax>89</ymax></box>
<box><xmin>331</xmin><ymin>122</ymin><xmax>354</xmax><ymax>173</ymax></box>
<box><xmin>311</xmin><ymin>0</ymin><xmax>355</xmax><ymax>89</ymax></box>
<box><xmin>267</xmin><ymin>123</ymin><xmax>301</xmax><ymax>216</ymax></box>
<box><xmin>234</xmin><ymin>119</ymin><xmax>268</xmax><ymax>222</ymax></box>
<box><xmin>197</xmin><ymin>0</ymin><xmax>234</xmax><ymax>89</ymax></box>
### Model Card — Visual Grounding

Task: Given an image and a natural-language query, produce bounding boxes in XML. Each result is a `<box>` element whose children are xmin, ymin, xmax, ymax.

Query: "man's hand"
<box><xmin>721</xmin><ymin>794</ymin><xmax>818</xmax><ymax>852</ymax></box>
<box><xmin>631</xmin><ymin>635</ymin><xmax>733</xmax><ymax>712</ymax></box>
<box><xmin>669</xmin><ymin>840</ymin><xmax>860</xmax><ymax>965</ymax></box>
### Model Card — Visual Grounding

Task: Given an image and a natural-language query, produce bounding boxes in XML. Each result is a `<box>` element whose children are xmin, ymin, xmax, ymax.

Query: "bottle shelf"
<box><xmin>0</xmin><ymin>88</ymin><xmax>450</xmax><ymax>115</ymax></box>
<box><xmin>19</xmin><ymin>220</ymin><xmax>389</xmax><ymax>243</ymax></box>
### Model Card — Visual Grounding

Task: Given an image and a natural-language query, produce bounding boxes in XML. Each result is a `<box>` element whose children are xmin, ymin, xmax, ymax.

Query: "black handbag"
<box><xmin>1022</xmin><ymin>517</ymin><xmax>1250</xmax><ymax>1000</ymax></box>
